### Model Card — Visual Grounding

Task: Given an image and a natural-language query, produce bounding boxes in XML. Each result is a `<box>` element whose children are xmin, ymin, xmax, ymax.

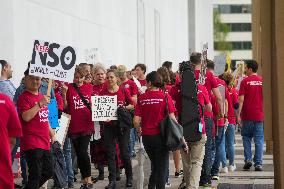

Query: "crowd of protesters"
<box><xmin>0</xmin><ymin>55</ymin><xmax>264</xmax><ymax>189</ymax></box>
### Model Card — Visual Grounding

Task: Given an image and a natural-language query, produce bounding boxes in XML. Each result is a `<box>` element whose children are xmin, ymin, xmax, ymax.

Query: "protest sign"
<box><xmin>29</xmin><ymin>40</ymin><xmax>77</xmax><ymax>83</ymax></box>
<box><xmin>48</xmin><ymin>98</ymin><xmax>59</xmax><ymax>129</ymax></box>
<box><xmin>85</xmin><ymin>48</ymin><xmax>100</xmax><ymax>65</ymax></box>
<box><xmin>91</xmin><ymin>96</ymin><xmax>117</xmax><ymax>121</ymax></box>
<box><xmin>55</xmin><ymin>113</ymin><xmax>71</xmax><ymax>146</ymax></box>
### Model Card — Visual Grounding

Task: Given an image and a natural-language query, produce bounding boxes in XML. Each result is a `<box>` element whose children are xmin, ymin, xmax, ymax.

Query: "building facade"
<box><xmin>0</xmin><ymin>0</ymin><xmax>214</xmax><ymax>86</ymax></box>
<box><xmin>213</xmin><ymin>0</ymin><xmax>252</xmax><ymax>68</ymax></box>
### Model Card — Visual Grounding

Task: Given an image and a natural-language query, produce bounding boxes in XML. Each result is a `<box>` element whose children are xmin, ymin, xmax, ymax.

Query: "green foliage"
<box><xmin>214</xmin><ymin>10</ymin><xmax>232</xmax><ymax>52</ymax></box>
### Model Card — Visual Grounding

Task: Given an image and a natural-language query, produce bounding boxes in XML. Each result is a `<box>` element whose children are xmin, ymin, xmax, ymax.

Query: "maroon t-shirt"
<box><xmin>194</xmin><ymin>70</ymin><xmax>218</xmax><ymax>118</ymax></box>
<box><xmin>239</xmin><ymin>75</ymin><xmax>263</xmax><ymax>121</ymax></box>
<box><xmin>227</xmin><ymin>87</ymin><xmax>238</xmax><ymax>124</ymax></box>
<box><xmin>212</xmin><ymin>77</ymin><xmax>229</xmax><ymax>127</ymax></box>
<box><xmin>121</xmin><ymin>79</ymin><xmax>139</xmax><ymax>97</ymax></box>
<box><xmin>18</xmin><ymin>91</ymin><xmax>50</xmax><ymax>151</ymax></box>
<box><xmin>0</xmin><ymin>94</ymin><xmax>22</xmax><ymax>189</ymax></box>
<box><xmin>100</xmin><ymin>86</ymin><xmax>134</xmax><ymax>126</ymax></box>
<box><xmin>66</xmin><ymin>83</ymin><xmax>94</xmax><ymax>135</ymax></box>
<box><xmin>138</xmin><ymin>79</ymin><xmax>147</xmax><ymax>86</ymax></box>
<box><xmin>135</xmin><ymin>90</ymin><xmax>176</xmax><ymax>136</ymax></box>
<box><xmin>93</xmin><ymin>83</ymin><xmax>107</xmax><ymax>95</ymax></box>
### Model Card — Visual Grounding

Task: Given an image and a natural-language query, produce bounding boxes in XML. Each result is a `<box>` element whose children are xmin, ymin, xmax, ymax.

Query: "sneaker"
<box><xmin>255</xmin><ymin>165</ymin><xmax>263</xmax><ymax>171</ymax></box>
<box><xmin>165</xmin><ymin>178</ymin><xmax>171</xmax><ymax>187</ymax></box>
<box><xmin>243</xmin><ymin>161</ymin><xmax>252</xmax><ymax>171</ymax></box>
<box><xmin>220</xmin><ymin>166</ymin><xmax>228</xmax><ymax>173</ymax></box>
<box><xmin>175</xmin><ymin>170</ymin><xmax>183</xmax><ymax>178</ymax></box>
<box><xmin>228</xmin><ymin>164</ymin><xmax>237</xmax><ymax>172</ymax></box>
<box><xmin>212</xmin><ymin>175</ymin><xmax>219</xmax><ymax>180</ymax></box>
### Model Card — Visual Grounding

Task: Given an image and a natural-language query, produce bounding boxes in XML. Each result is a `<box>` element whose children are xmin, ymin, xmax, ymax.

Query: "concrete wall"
<box><xmin>188</xmin><ymin>0</ymin><xmax>214</xmax><ymax>59</ymax></box>
<box><xmin>0</xmin><ymin>0</ymin><xmax>192</xmax><ymax>86</ymax></box>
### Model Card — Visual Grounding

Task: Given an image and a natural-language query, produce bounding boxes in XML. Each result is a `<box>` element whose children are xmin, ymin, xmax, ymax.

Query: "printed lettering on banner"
<box><xmin>29</xmin><ymin>40</ymin><xmax>77</xmax><ymax>83</ymax></box>
<box><xmin>56</xmin><ymin>113</ymin><xmax>71</xmax><ymax>146</ymax></box>
<box><xmin>91</xmin><ymin>96</ymin><xmax>117</xmax><ymax>121</ymax></box>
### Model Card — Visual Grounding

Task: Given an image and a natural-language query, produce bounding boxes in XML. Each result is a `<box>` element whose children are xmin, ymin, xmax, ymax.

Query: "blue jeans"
<box><xmin>225</xmin><ymin>124</ymin><xmax>235</xmax><ymax>166</ymax></box>
<box><xmin>200</xmin><ymin>117</ymin><xmax>214</xmax><ymax>185</ymax></box>
<box><xmin>63</xmin><ymin>138</ymin><xmax>74</xmax><ymax>184</ymax></box>
<box><xmin>129</xmin><ymin>128</ymin><xmax>137</xmax><ymax>156</ymax></box>
<box><xmin>241</xmin><ymin>121</ymin><xmax>264</xmax><ymax>166</ymax></box>
<box><xmin>211</xmin><ymin>126</ymin><xmax>226</xmax><ymax>176</ymax></box>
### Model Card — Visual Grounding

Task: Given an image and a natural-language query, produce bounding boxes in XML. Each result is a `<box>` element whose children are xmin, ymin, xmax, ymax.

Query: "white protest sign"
<box><xmin>29</xmin><ymin>40</ymin><xmax>77</xmax><ymax>83</ymax></box>
<box><xmin>84</xmin><ymin>48</ymin><xmax>101</xmax><ymax>65</ymax></box>
<box><xmin>91</xmin><ymin>96</ymin><xmax>117</xmax><ymax>121</ymax></box>
<box><xmin>55</xmin><ymin>113</ymin><xmax>71</xmax><ymax>146</ymax></box>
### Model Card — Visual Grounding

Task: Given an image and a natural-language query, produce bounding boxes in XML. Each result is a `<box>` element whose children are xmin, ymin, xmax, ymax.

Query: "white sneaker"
<box><xmin>228</xmin><ymin>164</ymin><xmax>236</xmax><ymax>172</ymax></box>
<box><xmin>220</xmin><ymin>166</ymin><xmax>228</xmax><ymax>173</ymax></box>
<box><xmin>165</xmin><ymin>178</ymin><xmax>171</xmax><ymax>187</ymax></box>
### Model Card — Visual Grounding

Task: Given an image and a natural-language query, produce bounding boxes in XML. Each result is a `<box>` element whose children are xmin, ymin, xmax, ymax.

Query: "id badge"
<box><xmin>199</xmin><ymin>122</ymin><xmax>203</xmax><ymax>133</ymax></box>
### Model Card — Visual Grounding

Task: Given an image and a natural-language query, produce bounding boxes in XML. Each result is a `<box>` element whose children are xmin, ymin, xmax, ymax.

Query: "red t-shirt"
<box><xmin>55</xmin><ymin>92</ymin><xmax>64</xmax><ymax>111</ymax></box>
<box><xmin>175</xmin><ymin>73</ymin><xmax>181</xmax><ymax>85</ymax></box>
<box><xmin>93</xmin><ymin>83</ymin><xmax>107</xmax><ymax>95</ymax></box>
<box><xmin>165</xmin><ymin>84</ymin><xmax>173</xmax><ymax>93</ymax></box>
<box><xmin>227</xmin><ymin>87</ymin><xmax>238</xmax><ymax>124</ymax></box>
<box><xmin>212</xmin><ymin>77</ymin><xmax>229</xmax><ymax>127</ymax></box>
<box><xmin>0</xmin><ymin>94</ymin><xmax>22</xmax><ymax>189</ymax></box>
<box><xmin>18</xmin><ymin>91</ymin><xmax>50</xmax><ymax>151</ymax></box>
<box><xmin>239</xmin><ymin>75</ymin><xmax>264</xmax><ymax>121</ymax></box>
<box><xmin>197</xmin><ymin>85</ymin><xmax>210</xmax><ymax>134</ymax></box>
<box><xmin>66</xmin><ymin>83</ymin><xmax>94</xmax><ymax>135</ymax></box>
<box><xmin>100</xmin><ymin>86</ymin><xmax>134</xmax><ymax>125</ymax></box>
<box><xmin>135</xmin><ymin>90</ymin><xmax>176</xmax><ymax>135</ymax></box>
<box><xmin>121</xmin><ymin>79</ymin><xmax>139</xmax><ymax>97</ymax></box>
<box><xmin>194</xmin><ymin>70</ymin><xmax>218</xmax><ymax>117</ymax></box>
<box><xmin>138</xmin><ymin>79</ymin><xmax>147</xmax><ymax>86</ymax></box>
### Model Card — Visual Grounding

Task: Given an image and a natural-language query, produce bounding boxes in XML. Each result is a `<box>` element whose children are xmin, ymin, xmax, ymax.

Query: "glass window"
<box><xmin>218</xmin><ymin>4</ymin><xmax>252</xmax><ymax>14</ymax></box>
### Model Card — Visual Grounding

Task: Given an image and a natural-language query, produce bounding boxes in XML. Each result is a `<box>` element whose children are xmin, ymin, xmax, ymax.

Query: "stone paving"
<box><xmin>15</xmin><ymin>132</ymin><xmax>274</xmax><ymax>189</ymax></box>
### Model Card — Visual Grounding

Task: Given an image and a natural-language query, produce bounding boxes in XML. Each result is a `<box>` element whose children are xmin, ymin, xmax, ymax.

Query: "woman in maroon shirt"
<box><xmin>17</xmin><ymin>74</ymin><xmax>55</xmax><ymax>189</ymax></box>
<box><xmin>100</xmin><ymin>69</ymin><xmax>134</xmax><ymax>189</ymax></box>
<box><xmin>62</xmin><ymin>66</ymin><xmax>93</xmax><ymax>189</ymax></box>
<box><xmin>134</xmin><ymin>71</ymin><xmax>177</xmax><ymax>189</ymax></box>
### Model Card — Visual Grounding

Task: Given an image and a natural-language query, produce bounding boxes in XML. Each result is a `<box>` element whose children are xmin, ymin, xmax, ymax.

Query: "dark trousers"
<box><xmin>104</xmin><ymin>125</ymin><xmax>132</xmax><ymax>181</ymax></box>
<box><xmin>200</xmin><ymin>117</ymin><xmax>214</xmax><ymax>185</ymax></box>
<box><xmin>143</xmin><ymin>135</ymin><xmax>169</xmax><ymax>189</ymax></box>
<box><xmin>72</xmin><ymin>135</ymin><xmax>91</xmax><ymax>179</ymax></box>
<box><xmin>24</xmin><ymin>149</ymin><xmax>53</xmax><ymax>189</ymax></box>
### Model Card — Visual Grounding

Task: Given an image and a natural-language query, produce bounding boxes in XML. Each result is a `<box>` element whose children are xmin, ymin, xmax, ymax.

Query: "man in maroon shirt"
<box><xmin>0</xmin><ymin>94</ymin><xmax>22</xmax><ymax>189</ymax></box>
<box><xmin>190</xmin><ymin>53</ymin><xmax>222</xmax><ymax>186</ymax></box>
<box><xmin>237</xmin><ymin>60</ymin><xmax>264</xmax><ymax>171</ymax></box>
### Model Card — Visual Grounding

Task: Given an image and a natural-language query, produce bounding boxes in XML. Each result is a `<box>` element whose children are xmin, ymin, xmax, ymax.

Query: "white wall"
<box><xmin>188</xmin><ymin>0</ymin><xmax>214</xmax><ymax>60</ymax></box>
<box><xmin>0</xmin><ymin>0</ymin><xmax>191</xmax><ymax>86</ymax></box>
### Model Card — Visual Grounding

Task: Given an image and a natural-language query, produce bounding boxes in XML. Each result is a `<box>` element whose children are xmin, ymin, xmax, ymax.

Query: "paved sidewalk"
<box><xmin>15</xmin><ymin>132</ymin><xmax>274</xmax><ymax>189</ymax></box>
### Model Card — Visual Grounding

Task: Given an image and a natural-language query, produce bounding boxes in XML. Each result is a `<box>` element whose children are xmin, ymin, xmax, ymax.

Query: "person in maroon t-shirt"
<box><xmin>134</xmin><ymin>71</ymin><xmax>178</xmax><ymax>189</ymax></box>
<box><xmin>221</xmin><ymin>72</ymin><xmax>239</xmax><ymax>172</ymax></box>
<box><xmin>0</xmin><ymin>94</ymin><xmax>22</xmax><ymax>189</ymax></box>
<box><xmin>170</xmin><ymin>79</ymin><xmax>212</xmax><ymax>188</ymax></box>
<box><xmin>157</xmin><ymin>66</ymin><xmax>182</xmax><ymax>185</ymax></box>
<box><xmin>237</xmin><ymin>60</ymin><xmax>264</xmax><ymax>171</ymax></box>
<box><xmin>190</xmin><ymin>53</ymin><xmax>222</xmax><ymax>185</ymax></box>
<box><xmin>100</xmin><ymin>69</ymin><xmax>134</xmax><ymax>189</ymax></box>
<box><xmin>62</xmin><ymin>66</ymin><xmax>94</xmax><ymax>188</ymax></box>
<box><xmin>17</xmin><ymin>74</ymin><xmax>55</xmax><ymax>189</ymax></box>
<box><xmin>134</xmin><ymin>63</ymin><xmax>147</xmax><ymax>87</ymax></box>
<box><xmin>90</xmin><ymin>64</ymin><xmax>123</xmax><ymax>182</ymax></box>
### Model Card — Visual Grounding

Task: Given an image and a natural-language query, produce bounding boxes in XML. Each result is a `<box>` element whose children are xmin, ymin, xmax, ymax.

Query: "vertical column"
<box><xmin>252</xmin><ymin>0</ymin><xmax>273</xmax><ymax>154</ymax></box>
<box><xmin>273</xmin><ymin>0</ymin><xmax>284</xmax><ymax>188</ymax></box>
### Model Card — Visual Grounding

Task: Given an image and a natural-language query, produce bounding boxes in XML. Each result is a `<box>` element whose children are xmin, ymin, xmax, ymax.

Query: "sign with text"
<box><xmin>91</xmin><ymin>96</ymin><xmax>117</xmax><ymax>121</ymax></box>
<box><xmin>55</xmin><ymin>113</ymin><xmax>71</xmax><ymax>146</ymax></box>
<box><xmin>30</xmin><ymin>40</ymin><xmax>77</xmax><ymax>82</ymax></box>
<box><xmin>84</xmin><ymin>48</ymin><xmax>100</xmax><ymax>65</ymax></box>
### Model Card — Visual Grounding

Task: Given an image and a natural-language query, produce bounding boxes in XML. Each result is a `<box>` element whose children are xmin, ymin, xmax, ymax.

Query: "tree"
<box><xmin>214</xmin><ymin>10</ymin><xmax>232</xmax><ymax>52</ymax></box>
